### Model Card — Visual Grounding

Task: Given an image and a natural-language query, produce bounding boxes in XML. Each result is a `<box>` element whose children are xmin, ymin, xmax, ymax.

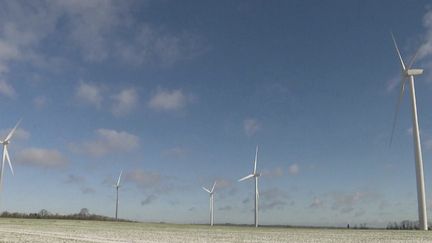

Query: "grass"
<box><xmin>0</xmin><ymin>218</ymin><xmax>432</xmax><ymax>242</ymax></box>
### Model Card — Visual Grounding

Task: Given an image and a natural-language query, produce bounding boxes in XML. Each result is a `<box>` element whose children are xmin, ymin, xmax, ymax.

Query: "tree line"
<box><xmin>0</xmin><ymin>208</ymin><xmax>132</xmax><ymax>222</ymax></box>
<box><xmin>386</xmin><ymin>220</ymin><xmax>427</xmax><ymax>230</ymax></box>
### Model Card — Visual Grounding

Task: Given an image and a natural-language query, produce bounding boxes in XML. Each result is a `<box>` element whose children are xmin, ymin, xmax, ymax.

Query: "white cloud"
<box><xmin>0</xmin><ymin>40</ymin><xmax>20</xmax><ymax>74</ymax></box>
<box><xmin>309</xmin><ymin>197</ymin><xmax>324</xmax><ymax>209</ymax></box>
<box><xmin>214</xmin><ymin>179</ymin><xmax>233</xmax><ymax>190</ymax></box>
<box><xmin>75</xmin><ymin>83</ymin><xmax>140</xmax><ymax>116</ymax></box>
<box><xmin>54</xmin><ymin>0</ymin><xmax>129</xmax><ymax>62</ymax></box>
<box><xmin>419</xmin><ymin>10</ymin><xmax>432</xmax><ymax>60</ymax></box>
<box><xmin>75</xmin><ymin>81</ymin><xmax>103</xmax><ymax>108</ymax></box>
<box><xmin>124</xmin><ymin>169</ymin><xmax>181</xmax><ymax>194</ymax></box>
<box><xmin>16</xmin><ymin>148</ymin><xmax>68</xmax><ymax>168</ymax></box>
<box><xmin>406</xmin><ymin>127</ymin><xmax>413</xmax><ymax>136</ymax></box>
<box><xmin>329</xmin><ymin>190</ymin><xmax>382</xmax><ymax>215</ymax></box>
<box><xmin>411</xmin><ymin>9</ymin><xmax>432</xmax><ymax>82</ymax></box>
<box><xmin>386</xmin><ymin>75</ymin><xmax>400</xmax><ymax>93</ymax></box>
<box><xmin>33</xmin><ymin>96</ymin><xmax>48</xmax><ymax>109</ymax></box>
<box><xmin>0</xmin><ymin>1</ymin><xmax>206</xmax><ymax>100</ymax></box>
<box><xmin>0</xmin><ymin>127</ymin><xmax>30</xmax><ymax>141</ymax></box>
<box><xmin>0</xmin><ymin>1</ymin><xmax>204</xmax><ymax>66</ymax></box>
<box><xmin>117</xmin><ymin>25</ymin><xmax>206</xmax><ymax>66</ymax></box>
<box><xmin>162</xmin><ymin>147</ymin><xmax>187</xmax><ymax>158</ymax></box>
<box><xmin>0</xmin><ymin>2</ymin><xmax>61</xmax><ymax>97</ymax></box>
<box><xmin>125</xmin><ymin>170</ymin><xmax>162</xmax><ymax>188</ymax></box>
<box><xmin>288</xmin><ymin>163</ymin><xmax>300</xmax><ymax>175</ymax></box>
<box><xmin>70</xmin><ymin>128</ymin><xmax>139</xmax><ymax>157</ymax></box>
<box><xmin>148</xmin><ymin>88</ymin><xmax>190</xmax><ymax>111</ymax></box>
<box><xmin>12</xmin><ymin>128</ymin><xmax>30</xmax><ymax>141</ymax></box>
<box><xmin>261</xmin><ymin>167</ymin><xmax>284</xmax><ymax>177</ymax></box>
<box><xmin>243</xmin><ymin>118</ymin><xmax>260</xmax><ymax>136</ymax></box>
<box><xmin>0</xmin><ymin>79</ymin><xmax>16</xmax><ymax>98</ymax></box>
<box><xmin>111</xmin><ymin>88</ymin><xmax>138</xmax><ymax>116</ymax></box>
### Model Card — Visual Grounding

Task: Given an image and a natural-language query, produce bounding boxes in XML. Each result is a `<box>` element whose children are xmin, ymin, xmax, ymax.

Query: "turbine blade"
<box><xmin>391</xmin><ymin>32</ymin><xmax>406</xmax><ymax>71</ymax></box>
<box><xmin>4</xmin><ymin>146</ymin><xmax>13</xmax><ymax>176</ymax></box>
<box><xmin>4</xmin><ymin>119</ymin><xmax>21</xmax><ymax>142</ymax></box>
<box><xmin>202</xmin><ymin>187</ymin><xmax>211</xmax><ymax>193</ymax></box>
<box><xmin>238</xmin><ymin>174</ymin><xmax>254</xmax><ymax>182</ymax></box>
<box><xmin>211</xmin><ymin>181</ymin><xmax>216</xmax><ymax>193</ymax></box>
<box><xmin>389</xmin><ymin>79</ymin><xmax>407</xmax><ymax>147</ymax></box>
<box><xmin>254</xmin><ymin>145</ymin><xmax>258</xmax><ymax>174</ymax></box>
<box><xmin>407</xmin><ymin>45</ymin><xmax>422</xmax><ymax>69</ymax></box>
<box><xmin>117</xmin><ymin>170</ymin><xmax>123</xmax><ymax>186</ymax></box>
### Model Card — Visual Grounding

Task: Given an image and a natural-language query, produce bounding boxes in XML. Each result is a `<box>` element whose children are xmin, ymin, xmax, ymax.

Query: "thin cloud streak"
<box><xmin>70</xmin><ymin>128</ymin><xmax>139</xmax><ymax>157</ymax></box>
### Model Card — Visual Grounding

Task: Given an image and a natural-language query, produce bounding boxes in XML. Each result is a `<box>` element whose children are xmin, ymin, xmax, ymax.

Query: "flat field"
<box><xmin>0</xmin><ymin>218</ymin><xmax>431</xmax><ymax>242</ymax></box>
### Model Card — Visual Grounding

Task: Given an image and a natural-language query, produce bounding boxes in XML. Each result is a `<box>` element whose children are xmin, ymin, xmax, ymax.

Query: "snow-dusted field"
<box><xmin>0</xmin><ymin>218</ymin><xmax>431</xmax><ymax>243</ymax></box>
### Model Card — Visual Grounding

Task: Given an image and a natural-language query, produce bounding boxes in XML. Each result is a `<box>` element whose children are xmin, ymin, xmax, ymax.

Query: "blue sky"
<box><xmin>2</xmin><ymin>0</ymin><xmax>432</xmax><ymax>227</ymax></box>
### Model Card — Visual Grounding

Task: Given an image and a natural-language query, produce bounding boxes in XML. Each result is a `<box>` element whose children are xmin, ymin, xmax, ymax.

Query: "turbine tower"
<box><xmin>390</xmin><ymin>33</ymin><xmax>428</xmax><ymax>230</ymax></box>
<box><xmin>202</xmin><ymin>181</ymin><xmax>216</xmax><ymax>226</ymax></box>
<box><xmin>0</xmin><ymin>119</ymin><xmax>21</xmax><ymax>190</ymax></box>
<box><xmin>114</xmin><ymin>170</ymin><xmax>122</xmax><ymax>221</ymax></box>
<box><xmin>238</xmin><ymin>145</ymin><xmax>260</xmax><ymax>227</ymax></box>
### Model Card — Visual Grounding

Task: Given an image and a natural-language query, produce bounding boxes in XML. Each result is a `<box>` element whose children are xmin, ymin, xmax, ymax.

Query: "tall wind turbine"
<box><xmin>202</xmin><ymin>181</ymin><xmax>216</xmax><ymax>226</ymax></box>
<box><xmin>238</xmin><ymin>145</ymin><xmax>260</xmax><ymax>227</ymax></box>
<box><xmin>390</xmin><ymin>33</ymin><xmax>428</xmax><ymax>230</ymax></box>
<box><xmin>0</xmin><ymin>119</ymin><xmax>21</xmax><ymax>190</ymax></box>
<box><xmin>114</xmin><ymin>170</ymin><xmax>122</xmax><ymax>221</ymax></box>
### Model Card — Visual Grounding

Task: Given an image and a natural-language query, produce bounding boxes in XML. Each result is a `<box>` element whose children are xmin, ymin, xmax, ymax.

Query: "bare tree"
<box><xmin>38</xmin><ymin>209</ymin><xmax>50</xmax><ymax>217</ymax></box>
<box><xmin>79</xmin><ymin>208</ymin><xmax>90</xmax><ymax>217</ymax></box>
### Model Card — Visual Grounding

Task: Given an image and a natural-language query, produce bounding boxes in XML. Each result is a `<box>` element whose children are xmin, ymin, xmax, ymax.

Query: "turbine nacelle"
<box><xmin>405</xmin><ymin>69</ymin><xmax>423</xmax><ymax>76</ymax></box>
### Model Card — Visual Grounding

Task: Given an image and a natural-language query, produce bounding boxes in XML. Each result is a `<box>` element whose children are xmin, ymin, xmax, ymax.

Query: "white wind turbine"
<box><xmin>202</xmin><ymin>181</ymin><xmax>216</xmax><ymax>226</ymax></box>
<box><xmin>0</xmin><ymin>119</ymin><xmax>21</xmax><ymax>190</ymax></box>
<box><xmin>114</xmin><ymin>170</ymin><xmax>122</xmax><ymax>221</ymax></box>
<box><xmin>238</xmin><ymin>145</ymin><xmax>260</xmax><ymax>227</ymax></box>
<box><xmin>390</xmin><ymin>33</ymin><xmax>428</xmax><ymax>230</ymax></box>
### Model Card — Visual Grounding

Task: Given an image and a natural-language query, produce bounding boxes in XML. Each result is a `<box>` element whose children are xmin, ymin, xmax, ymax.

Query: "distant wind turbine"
<box><xmin>114</xmin><ymin>170</ymin><xmax>122</xmax><ymax>221</ymax></box>
<box><xmin>238</xmin><ymin>145</ymin><xmax>260</xmax><ymax>227</ymax></box>
<box><xmin>202</xmin><ymin>181</ymin><xmax>216</xmax><ymax>226</ymax></box>
<box><xmin>0</xmin><ymin>119</ymin><xmax>21</xmax><ymax>190</ymax></box>
<box><xmin>389</xmin><ymin>33</ymin><xmax>428</xmax><ymax>230</ymax></box>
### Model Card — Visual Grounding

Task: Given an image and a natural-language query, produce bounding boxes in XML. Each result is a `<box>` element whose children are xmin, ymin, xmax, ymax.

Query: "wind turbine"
<box><xmin>0</xmin><ymin>119</ymin><xmax>21</xmax><ymax>190</ymax></box>
<box><xmin>238</xmin><ymin>145</ymin><xmax>260</xmax><ymax>227</ymax></box>
<box><xmin>390</xmin><ymin>33</ymin><xmax>428</xmax><ymax>230</ymax></box>
<box><xmin>202</xmin><ymin>181</ymin><xmax>216</xmax><ymax>226</ymax></box>
<box><xmin>114</xmin><ymin>170</ymin><xmax>122</xmax><ymax>221</ymax></box>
